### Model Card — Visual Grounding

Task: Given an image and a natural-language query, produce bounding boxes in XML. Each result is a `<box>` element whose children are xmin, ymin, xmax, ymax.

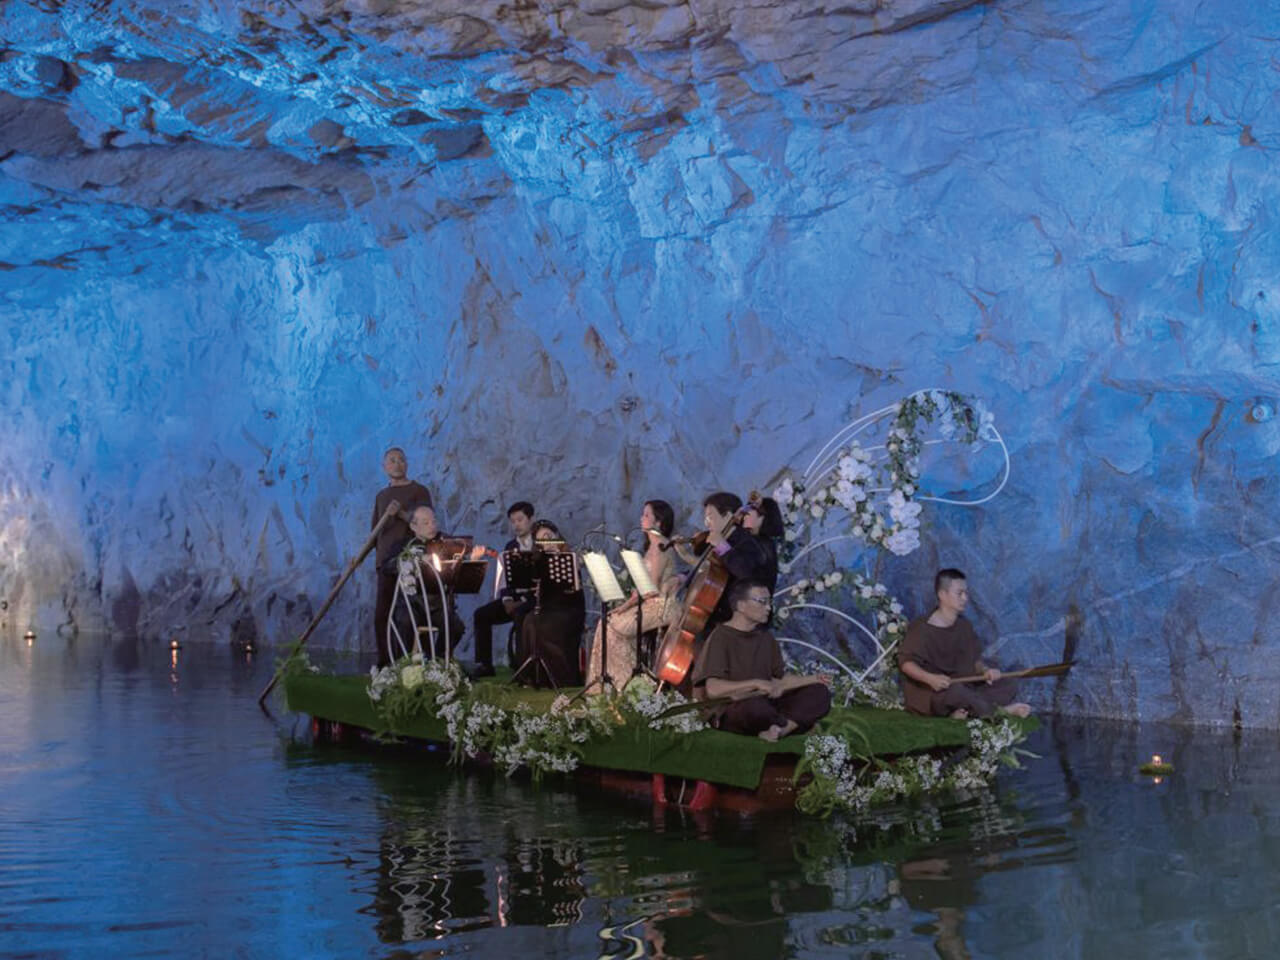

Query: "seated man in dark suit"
<box><xmin>471</xmin><ymin>501</ymin><xmax>537</xmax><ymax>677</ymax></box>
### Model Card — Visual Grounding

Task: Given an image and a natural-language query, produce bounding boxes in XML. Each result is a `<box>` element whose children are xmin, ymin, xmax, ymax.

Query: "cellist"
<box><xmin>652</xmin><ymin>491</ymin><xmax>779</xmax><ymax>688</ymax></box>
<box><xmin>698</xmin><ymin>491</ymin><xmax>778</xmax><ymax>623</ymax></box>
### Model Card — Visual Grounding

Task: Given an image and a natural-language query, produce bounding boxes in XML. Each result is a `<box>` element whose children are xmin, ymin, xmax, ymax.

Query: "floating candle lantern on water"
<box><xmin>1139</xmin><ymin>753</ymin><xmax>1174</xmax><ymax>776</ymax></box>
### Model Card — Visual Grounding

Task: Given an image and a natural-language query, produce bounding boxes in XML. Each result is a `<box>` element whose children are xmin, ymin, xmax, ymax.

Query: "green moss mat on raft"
<box><xmin>283</xmin><ymin>671</ymin><xmax>1035</xmax><ymax>791</ymax></box>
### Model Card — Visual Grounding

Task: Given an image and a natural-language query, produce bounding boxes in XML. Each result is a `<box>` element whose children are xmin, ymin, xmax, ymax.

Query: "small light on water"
<box><xmin>1151</xmin><ymin>754</ymin><xmax>1162</xmax><ymax>765</ymax></box>
<box><xmin>169</xmin><ymin>638</ymin><xmax>182</xmax><ymax>651</ymax></box>
<box><xmin>1152</xmin><ymin>776</ymin><xmax>1163</xmax><ymax>786</ymax></box>
<box><xmin>24</xmin><ymin>629</ymin><xmax>36</xmax><ymax>645</ymax></box>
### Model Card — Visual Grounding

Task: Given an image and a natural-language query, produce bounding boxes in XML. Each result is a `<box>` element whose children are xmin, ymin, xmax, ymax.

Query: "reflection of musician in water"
<box><xmin>380</xmin><ymin>504</ymin><xmax>468</xmax><ymax>664</ymax></box>
<box><xmin>515</xmin><ymin>520</ymin><xmax>586</xmax><ymax>687</ymax></box>
<box><xmin>584</xmin><ymin>499</ymin><xmax>682</xmax><ymax>689</ymax></box>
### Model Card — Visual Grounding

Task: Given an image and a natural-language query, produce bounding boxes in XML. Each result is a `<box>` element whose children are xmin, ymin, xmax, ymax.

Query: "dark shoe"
<box><xmin>469</xmin><ymin>662</ymin><xmax>496</xmax><ymax>679</ymax></box>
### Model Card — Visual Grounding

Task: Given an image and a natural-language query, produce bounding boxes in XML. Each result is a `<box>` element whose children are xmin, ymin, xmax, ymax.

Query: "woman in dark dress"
<box><xmin>741</xmin><ymin>496</ymin><xmax>784</xmax><ymax>593</ymax></box>
<box><xmin>514</xmin><ymin>520</ymin><xmax>586</xmax><ymax>687</ymax></box>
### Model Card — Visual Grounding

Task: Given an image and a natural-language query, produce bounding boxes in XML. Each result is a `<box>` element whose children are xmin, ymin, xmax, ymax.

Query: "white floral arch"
<box><xmin>769</xmin><ymin>389</ymin><xmax>1010</xmax><ymax>702</ymax></box>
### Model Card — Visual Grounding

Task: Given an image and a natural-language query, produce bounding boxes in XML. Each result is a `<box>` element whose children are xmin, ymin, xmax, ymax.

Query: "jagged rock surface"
<box><xmin>2</xmin><ymin>0</ymin><xmax>1279</xmax><ymax>725</ymax></box>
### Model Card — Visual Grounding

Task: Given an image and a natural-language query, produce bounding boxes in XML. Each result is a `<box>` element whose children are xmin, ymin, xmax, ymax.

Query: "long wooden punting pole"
<box><xmin>257</xmin><ymin>501</ymin><xmax>402</xmax><ymax>707</ymax></box>
<box><xmin>949</xmin><ymin>661</ymin><xmax>1074</xmax><ymax>685</ymax></box>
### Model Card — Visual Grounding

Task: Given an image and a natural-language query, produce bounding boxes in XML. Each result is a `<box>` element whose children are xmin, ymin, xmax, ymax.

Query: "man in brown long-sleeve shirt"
<box><xmin>898</xmin><ymin>568</ymin><xmax>1031</xmax><ymax>720</ymax></box>
<box><xmin>371</xmin><ymin>446</ymin><xmax>432</xmax><ymax>664</ymax></box>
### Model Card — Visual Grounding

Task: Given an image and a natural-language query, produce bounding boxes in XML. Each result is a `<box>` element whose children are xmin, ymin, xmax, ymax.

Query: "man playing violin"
<box><xmin>692</xmin><ymin>579</ymin><xmax>831</xmax><ymax>740</ymax></box>
<box><xmin>380</xmin><ymin>504</ymin><xmax>480</xmax><ymax>666</ymax></box>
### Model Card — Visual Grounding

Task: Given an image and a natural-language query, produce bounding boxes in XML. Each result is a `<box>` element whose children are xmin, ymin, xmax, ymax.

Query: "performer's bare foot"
<box><xmin>949</xmin><ymin>708</ymin><xmax>969</xmax><ymax>720</ymax></box>
<box><xmin>758</xmin><ymin>719</ymin><xmax>799</xmax><ymax>741</ymax></box>
<box><xmin>999</xmin><ymin>702</ymin><xmax>1032</xmax><ymax>718</ymax></box>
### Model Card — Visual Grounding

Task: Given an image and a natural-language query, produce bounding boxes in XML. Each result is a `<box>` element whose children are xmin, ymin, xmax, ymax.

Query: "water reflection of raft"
<box><xmin>284</xmin><ymin>671</ymin><xmax>984</xmax><ymax>814</ymax></box>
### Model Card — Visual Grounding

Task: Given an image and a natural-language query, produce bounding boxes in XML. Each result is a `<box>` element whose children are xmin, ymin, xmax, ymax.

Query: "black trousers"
<box><xmin>718</xmin><ymin>684</ymin><xmax>832</xmax><ymax>736</ymax></box>
<box><xmin>473</xmin><ymin>598</ymin><xmax>533</xmax><ymax>667</ymax></box>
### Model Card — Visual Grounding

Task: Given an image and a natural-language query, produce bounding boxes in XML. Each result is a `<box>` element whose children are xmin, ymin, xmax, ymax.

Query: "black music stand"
<box><xmin>571</xmin><ymin>551</ymin><xmax>627</xmax><ymax>701</ymax></box>
<box><xmin>437</xmin><ymin>558</ymin><xmax>489</xmax><ymax>595</ymax></box>
<box><xmin>502</xmin><ymin>549</ymin><xmax>540</xmax><ymax>601</ymax></box>
<box><xmin>509</xmin><ymin>549</ymin><xmax>580</xmax><ymax>689</ymax></box>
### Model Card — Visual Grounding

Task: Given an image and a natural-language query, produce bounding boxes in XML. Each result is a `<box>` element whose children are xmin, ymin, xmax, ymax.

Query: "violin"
<box><xmin>421</xmin><ymin>536</ymin><xmax>499</xmax><ymax>564</ymax></box>
<box><xmin>656</xmin><ymin>491</ymin><xmax>759</xmax><ymax>553</ymax></box>
<box><xmin>656</xmin><ymin>529</ymin><xmax>710</xmax><ymax>553</ymax></box>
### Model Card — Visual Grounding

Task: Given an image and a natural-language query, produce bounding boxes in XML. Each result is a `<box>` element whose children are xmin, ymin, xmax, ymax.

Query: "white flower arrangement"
<box><xmin>796</xmin><ymin>715</ymin><xmax>1030</xmax><ymax>817</ymax></box>
<box><xmin>769</xmin><ymin>390</ymin><xmax>1007</xmax><ymax>694</ymax></box>
<box><xmin>364</xmin><ymin>662</ymin><xmax>707</xmax><ymax>782</ymax></box>
<box><xmin>775</xmin><ymin>390</ymin><xmax>989</xmax><ymax>562</ymax></box>
<box><xmin>774</xmin><ymin>572</ymin><xmax>906</xmax><ymax>642</ymax></box>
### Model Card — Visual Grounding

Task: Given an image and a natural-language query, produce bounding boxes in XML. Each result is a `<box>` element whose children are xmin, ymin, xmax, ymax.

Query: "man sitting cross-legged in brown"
<box><xmin>692</xmin><ymin>579</ymin><xmax>832</xmax><ymax>741</ymax></box>
<box><xmin>898</xmin><ymin>568</ymin><xmax>1032</xmax><ymax>720</ymax></box>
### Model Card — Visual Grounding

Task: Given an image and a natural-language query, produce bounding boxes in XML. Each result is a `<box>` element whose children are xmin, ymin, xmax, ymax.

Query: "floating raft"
<box><xmin>284</xmin><ymin>671</ymin><xmax>989</xmax><ymax>812</ymax></box>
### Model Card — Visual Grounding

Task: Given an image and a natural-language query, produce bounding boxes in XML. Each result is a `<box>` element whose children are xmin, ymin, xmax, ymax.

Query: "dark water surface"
<box><xmin>2</xmin><ymin>633</ymin><xmax>1278</xmax><ymax>959</ymax></box>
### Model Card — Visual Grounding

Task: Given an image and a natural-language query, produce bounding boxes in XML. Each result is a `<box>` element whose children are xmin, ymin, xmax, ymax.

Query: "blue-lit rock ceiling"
<box><xmin>2</xmin><ymin>1</ymin><xmax>1278</xmax><ymax>725</ymax></box>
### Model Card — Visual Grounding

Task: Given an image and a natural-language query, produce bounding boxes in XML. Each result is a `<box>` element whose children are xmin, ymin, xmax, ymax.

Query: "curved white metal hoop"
<box><xmin>915</xmin><ymin>428</ymin><xmax>1010</xmax><ymax>506</ymax></box>
<box><xmin>783</xmin><ymin>535</ymin><xmax>863</xmax><ymax>569</ymax></box>
<box><xmin>775</xmin><ymin>602</ymin><xmax>902</xmax><ymax>686</ymax></box>
<box><xmin>776</xmin><ymin>637</ymin><xmax>859</xmax><ymax>682</ymax></box>
<box><xmin>805</xmin><ymin>428</ymin><xmax>1010</xmax><ymax>510</ymax></box>
<box><xmin>803</xmin><ymin>401</ymin><xmax>899</xmax><ymax>482</ymax></box>
<box><xmin>384</xmin><ymin>558</ymin><xmax>453</xmax><ymax>664</ymax></box>
<box><xmin>775</xmin><ymin>602</ymin><xmax>881</xmax><ymax>646</ymax></box>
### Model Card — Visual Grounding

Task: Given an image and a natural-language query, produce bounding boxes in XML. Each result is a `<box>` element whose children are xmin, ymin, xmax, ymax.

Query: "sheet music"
<box><xmin>619</xmin><ymin>549</ymin><xmax>657</xmax><ymax>596</ymax></box>
<box><xmin>582</xmin><ymin>551</ymin><xmax>625</xmax><ymax>603</ymax></box>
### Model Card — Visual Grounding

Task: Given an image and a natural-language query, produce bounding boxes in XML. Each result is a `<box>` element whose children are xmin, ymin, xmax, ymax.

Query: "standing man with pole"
<box><xmin>372</xmin><ymin>447</ymin><xmax>432</xmax><ymax>661</ymax></box>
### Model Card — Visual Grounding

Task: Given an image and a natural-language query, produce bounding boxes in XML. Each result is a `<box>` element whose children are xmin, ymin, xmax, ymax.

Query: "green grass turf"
<box><xmin>283</xmin><ymin>670</ymin><xmax>1030</xmax><ymax>790</ymax></box>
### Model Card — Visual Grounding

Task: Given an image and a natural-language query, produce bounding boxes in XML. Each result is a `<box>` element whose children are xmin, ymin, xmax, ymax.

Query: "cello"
<box><xmin>652</xmin><ymin>495</ymin><xmax>756</xmax><ymax>686</ymax></box>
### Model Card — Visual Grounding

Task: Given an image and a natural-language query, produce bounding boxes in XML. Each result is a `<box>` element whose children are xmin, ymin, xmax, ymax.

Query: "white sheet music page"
<box><xmin>582</xmin><ymin>551</ymin><xmax>625</xmax><ymax>603</ymax></box>
<box><xmin>619</xmin><ymin>549</ymin><xmax>657</xmax><ymax>596</ymax></box>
